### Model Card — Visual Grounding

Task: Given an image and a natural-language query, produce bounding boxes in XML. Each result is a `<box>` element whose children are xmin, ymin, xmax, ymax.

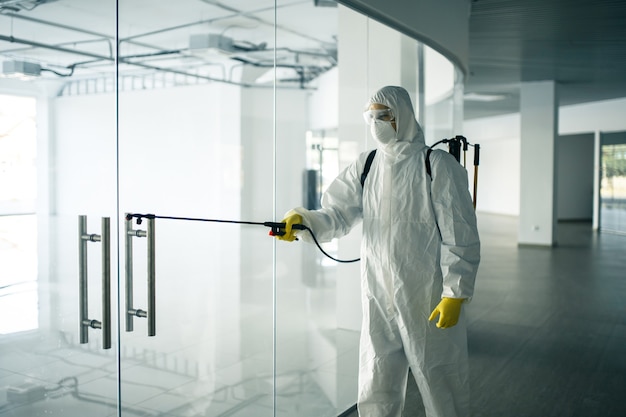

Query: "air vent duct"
<box><xmin>0</xmin><ymin>0</ymin><xmax>58</xmax><ymax>13</ymax></box>
<box><xmin>2</xmin><ymin>60</ymin><xmax>41</xmax><ymax>78</ymax></box>
<box><xmin>189</xmin><ymin>34</ymin><xmax>236</xmax><ymax>55</ymax></box>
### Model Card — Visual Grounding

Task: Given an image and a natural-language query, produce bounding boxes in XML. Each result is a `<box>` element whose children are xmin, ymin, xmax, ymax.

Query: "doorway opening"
<box><xmin>600</xmin><ymin>141</ymin><xmax>626</xmax><ymax>234</ymax></box>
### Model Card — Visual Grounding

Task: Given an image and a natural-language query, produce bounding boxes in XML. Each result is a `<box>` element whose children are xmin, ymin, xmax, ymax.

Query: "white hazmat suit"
<box><xmin>289</xmin><ymin>86</ymin><xmax>480</xmax><ymax>417</ymax></box>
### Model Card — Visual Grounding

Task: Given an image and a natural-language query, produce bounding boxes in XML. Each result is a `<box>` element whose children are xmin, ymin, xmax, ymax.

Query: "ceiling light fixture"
<box><xmin>464</xmin><ymin>92</ymin><xmax>508</xmax><ymax>102</ymax></box>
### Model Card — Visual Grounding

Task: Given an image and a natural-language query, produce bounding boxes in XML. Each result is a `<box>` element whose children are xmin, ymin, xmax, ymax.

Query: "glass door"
<box><xmin>1</xmin><ymin>2</ymin><xmax>468</xmax><ymax>416</ymax></box>
<box><xmin>116</xmin><ymin>1</ymin><xmax>277</xmax><ymax>415</ymax></box>
<box><xmin>600</xmin><ymin>134</ymin><xmax>626</xmax><ymax>234</ymax></box>
<box><xmin>0</xmin><ymin>1</ymin><xmax>119</xmax><ymax>416</ymax></box>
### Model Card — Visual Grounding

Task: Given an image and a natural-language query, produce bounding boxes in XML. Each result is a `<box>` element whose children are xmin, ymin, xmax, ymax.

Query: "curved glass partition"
<box><xmin>116</xmin><ymin>1</ymin><xmax>278</xmax><ymax>415</ymax></box>
<box><xmin>0</xmin><ymin>2</ymin><xmax>463</xmax><ymax>416</ymax></box>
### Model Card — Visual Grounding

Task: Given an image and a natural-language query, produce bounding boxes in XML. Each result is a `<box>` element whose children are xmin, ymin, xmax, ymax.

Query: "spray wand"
<box><xmin>126</xmin><ymin>213</ymin><xmax>360</xmax><ymax>263</ymax></box>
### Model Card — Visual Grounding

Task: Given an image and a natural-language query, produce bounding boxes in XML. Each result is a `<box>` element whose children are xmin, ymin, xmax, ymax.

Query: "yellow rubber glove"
<box><xmin>428</xmin><ymin>297</ymin><xmax>464</xmax><ymax>329</ymax></box>
<box><xmin>275</xmin><ymin>211</ymin><xmax>302</xmax><ymax>242</ymax></box>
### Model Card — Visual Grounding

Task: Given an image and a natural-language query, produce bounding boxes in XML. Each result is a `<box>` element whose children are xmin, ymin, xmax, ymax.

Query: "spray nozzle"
<box><xmin>264</xmin><ymin>222</ymin><xmax>306</xmax><ymax>236</ymax></box>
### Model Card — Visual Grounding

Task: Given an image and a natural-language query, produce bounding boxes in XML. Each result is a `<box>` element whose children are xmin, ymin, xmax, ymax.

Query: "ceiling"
<box><xmin>464</xmin><ymin>0</ymin><xmax>626</xmax><ymax>119</ymax></box>
<box><xmin>0</xmin><ymin>0</ymin><xmax>339</xmax><ymax>89</ymax></box>
<box><xmin>1</xmin><ymin>0</ymin><xmax>625</xmax><ymax>120</ymax></box>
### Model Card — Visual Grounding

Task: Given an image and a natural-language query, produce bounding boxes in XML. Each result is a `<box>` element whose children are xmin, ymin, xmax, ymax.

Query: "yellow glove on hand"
<box><xmin>275</xmin><ymin>211</ymin><xmax>303</xmax><ymax>242</ymax></box>
<box><xmin>428</xmin><ymin>297</ymin><xmax>464</xmax><ymax>329</ymax></box>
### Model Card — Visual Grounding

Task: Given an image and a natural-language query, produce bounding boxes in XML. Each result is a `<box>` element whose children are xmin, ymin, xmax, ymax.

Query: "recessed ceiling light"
<box><xmin>464</xmin><ymin>92</ymin><xmax>507</xmax><ymax>102</ymax></box>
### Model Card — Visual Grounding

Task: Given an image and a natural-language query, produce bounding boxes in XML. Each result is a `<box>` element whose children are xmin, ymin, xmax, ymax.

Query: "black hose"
<box><xmin>293</xmin><ymin>224</ymin><xmax>360</xmax><ymax>263</ymax></box>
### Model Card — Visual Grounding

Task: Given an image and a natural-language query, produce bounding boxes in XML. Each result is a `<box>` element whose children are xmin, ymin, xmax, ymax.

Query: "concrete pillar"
<box><xmin>592</xmin><ymin>130</ymin><xmax>601</xmax><ymax>230</ymax></box>
<box><xmin>518</xmin><ymin>81</ymin><xmax>558</xmax><ymax>246</ymax></box>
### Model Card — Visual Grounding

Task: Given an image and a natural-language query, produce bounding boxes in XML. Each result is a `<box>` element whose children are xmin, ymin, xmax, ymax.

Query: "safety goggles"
<box><xmin>363</xmin><ymin>108</ymin><xmax>395</xmax><ymax>125</ymax></box>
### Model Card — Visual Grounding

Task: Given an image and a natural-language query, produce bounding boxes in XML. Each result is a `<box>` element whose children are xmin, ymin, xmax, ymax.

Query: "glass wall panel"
<box><xmin>116</xmin><ymin>1</ymin><xmax>277</xmax><ymax>416</ymax></box>
<box><xmin>0</xmin><ymin>1</ymin><xmax>119</xmax><ymax>416</ymax></box>
<box><xmin>423</xmin><ymin>44</ymin><xmax>464</xmax><ymax>143</ymax></box>
<box><xmin>271</xmin><ymin>5</ymin><xmax>467</xmax><ymax>416</ymax></box>
<box><xmin>272</xmin><ymin>4</ymin><xmax>466</xmax><ymax>416</ymax></box>
<box><xmin>274</xmin><ymin>2</ymin><xmax>354</xmax><ymax>416</ymax></box>
<box><xmin>0</xmin><ymin>2</ymin><xmax>467</xmax><ymax>416</ymax></box>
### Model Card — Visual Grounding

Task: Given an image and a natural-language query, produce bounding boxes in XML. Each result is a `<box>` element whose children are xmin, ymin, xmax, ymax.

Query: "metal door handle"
<box><xmin>125</xmin><ymin>214</ymin><xmax>156</xmax><ymax>336</ymax></box>
<box><xmin>78</xmin><ymin>216</ymin><xmax>111</xmax><ymax>350</ymax></box>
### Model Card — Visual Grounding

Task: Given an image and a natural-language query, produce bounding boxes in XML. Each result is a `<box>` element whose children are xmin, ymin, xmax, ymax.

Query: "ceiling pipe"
<box><xmin>0</xmin><ymin>32</ymin><xmax>317</xmax><ymax>92</ymax></box>
<box><xmin>0</xmin><ymin>3</ymin><xmax>332</xmax><ymax>89</ymax></box>
<box><xmin>0</xmin><ymin>11</ymin><xmax>173</xmax><ymax>57</ymax></box>
<box><xmin>111</xmin><ymin>0</ymin><xmax>327</xmax><ymax>54</ymax></box>
<box><xmin>0</xmin><ymin>34</ymin><xmax>112</xmax><ymax>61</ymax></box>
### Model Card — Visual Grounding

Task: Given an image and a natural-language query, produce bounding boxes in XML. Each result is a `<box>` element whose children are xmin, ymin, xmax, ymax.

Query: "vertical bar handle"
<box><xmin>125</xmin><ymin>214</ymin><xmax>156</xmax><ymax>337</ymax></box>
<box><xmin>101</xmin><ymin>217</ymin><xmax>111</xmax><ymax>349</ymax></box>
<box><xmin>78</xmin><ymin>215</ymin><xmax>111</xmax><ymax>350</ymax></box>
<box><xmin>79</xmin><ymin>216</ymin><xmax>89</xmax><ymax>344</ymax></box>
<box><xmin>125</xmin><ymin>216</ymin><xmax>135</xmax><ymax>332</ymax></box>
<box><xmin>147</xmin><ymin>217</ymin><xmax>156</xmax><ymax>336</ymax></box>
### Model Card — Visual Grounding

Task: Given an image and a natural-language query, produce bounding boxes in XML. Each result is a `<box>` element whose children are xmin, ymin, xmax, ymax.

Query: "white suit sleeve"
<box><xmin>288</xmin><ymin>153</ymin><xmax>368</xmax><ymax>244</ymax></box>
<box><xmin>429</xmin><ymin>151</ymin><xmax>481</xmax><ymax>300</ymax></box>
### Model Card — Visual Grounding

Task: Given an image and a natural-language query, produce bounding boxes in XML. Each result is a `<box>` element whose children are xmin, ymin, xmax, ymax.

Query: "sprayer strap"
<box><xmin>360</xmin><ymin>147</ymin><xmax>433</xmax><ymax>187</ymax></box>
<box><xmin>360</xmin><ymin>149</ymin><xmax>377</xmax><ymax>188</ymax></box>
<box><xmin>426</xmin><ymin>147</ymin><xmax>433</xmax><ymax>179</ymax></box>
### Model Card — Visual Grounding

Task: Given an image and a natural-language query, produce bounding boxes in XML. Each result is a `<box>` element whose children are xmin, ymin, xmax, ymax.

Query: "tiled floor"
<box><xmin>346</xmin><ymin>214</ymin><xmax>626</xmax><ymax>417</ymax></box>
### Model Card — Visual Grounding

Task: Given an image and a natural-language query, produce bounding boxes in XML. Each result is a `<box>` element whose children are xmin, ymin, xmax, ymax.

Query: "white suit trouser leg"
<box><xmin>357</xmin><ymin>309</ymin><xmax>470</xmax><ymax>417</ymax></box>
<box><xmin>357</xmin><ymin>315</ymin><xmax>410</xmax><ymax>417</ymax></box>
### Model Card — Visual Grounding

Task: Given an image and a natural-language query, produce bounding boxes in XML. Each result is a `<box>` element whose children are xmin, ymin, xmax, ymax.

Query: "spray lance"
<box><xmin>126</xmin><ymin>213</ymin><xmax>360</xmax><ymax>263</ymax></box>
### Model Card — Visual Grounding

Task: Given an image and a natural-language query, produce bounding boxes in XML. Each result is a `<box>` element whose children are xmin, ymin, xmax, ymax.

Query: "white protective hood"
<box><xmin>367</xmin><ymin>85</ymin><xmax>425</xmax><ymax>152</ymax></box>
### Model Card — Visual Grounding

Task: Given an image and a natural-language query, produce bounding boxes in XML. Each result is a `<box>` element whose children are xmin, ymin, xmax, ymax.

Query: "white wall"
<box><xmin>462</xmin><ymin>113</ymin><xmax>521</xmax><ymax>215</ymax></box>
<box><xmin>333</xmin><ymin>5</ymin><xmax>422</xmax><ymax>332</ymax></box>
<box><xmin>308</xmin><ymin>68</ymin><xmax>339</xmax><ymax>131</ymax></box>
<box><xmin>53</xmin><ymin>84</ymin><xmax>243</xmax><ymax>218</ymax></box>
<box><xmin>51</xmin><ymin>84</ymin><xmax>247</xmax><ymax>347</ymax></box>
<box><xmin>54</xmin><ymin>93</ymin><xmax>117</xmax><ymax>217</ymax></box>
<box><xmin>560</xmin><ymin>97</ymin><xmax>626</xmax><ymax>134</ymax></box>
<box><xmin>463</xmin><ymin>97</ymin><xmax>626</xmax><ymax>217</ymax></box>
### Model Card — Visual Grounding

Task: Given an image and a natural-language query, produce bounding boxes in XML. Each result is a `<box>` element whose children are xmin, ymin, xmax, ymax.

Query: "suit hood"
<box><xmin>367</xmin><ymin>86</ymin><xmax>426</xmax><ymax>154</ymax></box>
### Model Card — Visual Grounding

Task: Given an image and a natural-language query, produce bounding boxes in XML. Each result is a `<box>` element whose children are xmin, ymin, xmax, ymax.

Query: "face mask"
<box><xmin>371</xmin><ymin>120</ymin><xmax>397</xmax><ymax>145</ymax></box>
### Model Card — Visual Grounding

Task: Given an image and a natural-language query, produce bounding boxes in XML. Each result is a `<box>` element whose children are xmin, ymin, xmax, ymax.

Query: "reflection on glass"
<box><xmin>0</xmin><ymin>215</ymin><xmax>38</xmax><ymax>334</ymax></box>
<box><xmin>0</xmin><ymin>94</ymin><xmax>36</xmax><ymax>214</ymax></box>
<box><xmin>1</xmin><ymin>0</ymin><xmax>119</xmax><ymax>414</ymax></box>
<box><xmin>0</xmin><ymin>95</ymin><xmax>38</xmax><ymax>335</ymax></box>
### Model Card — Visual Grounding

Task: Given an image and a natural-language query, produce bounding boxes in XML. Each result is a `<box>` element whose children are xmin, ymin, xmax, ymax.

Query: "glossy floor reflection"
<box><xmin>0</xmin><ymin>215</ymin><xmax>360</xmax><ymax>417</ymax></box>
<box><xmin>346</xmin><ymin>213</ymin><xmax>626</xmax><ymax>417</ymax></box>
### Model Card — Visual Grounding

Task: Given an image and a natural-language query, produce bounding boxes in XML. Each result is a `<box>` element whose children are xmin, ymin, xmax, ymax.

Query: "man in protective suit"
<box><xmin>276</xmin><ymin>86</ymin><xmax>480</xmax><ymax>417</ymax></box>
